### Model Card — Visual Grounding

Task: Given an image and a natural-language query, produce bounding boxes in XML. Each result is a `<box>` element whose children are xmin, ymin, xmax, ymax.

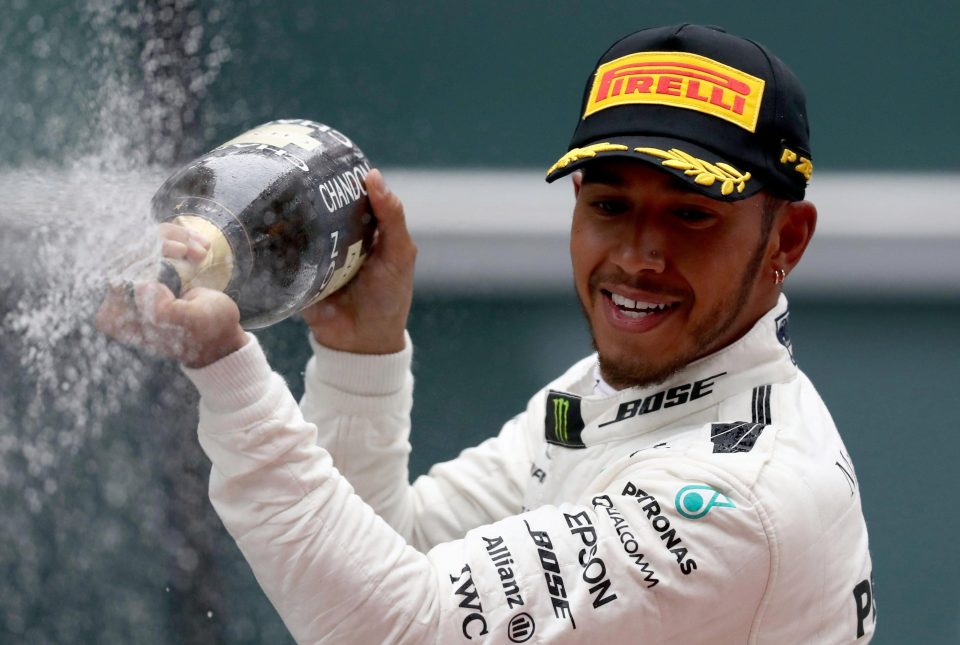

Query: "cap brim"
<box><xmin>545</xmin><ymin>135</ymin><xmax>764</xmax><ymax>202</ymax></box>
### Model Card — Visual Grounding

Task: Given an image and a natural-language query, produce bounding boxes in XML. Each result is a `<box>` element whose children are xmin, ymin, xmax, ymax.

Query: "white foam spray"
<box><xmin>0</xmin><ymin>2</ymin><xmax>248</xmax><ymax>641</ymax></box>
<box><xmin>0</xmin><ymin>0</ymin><xmax>235</xmax><ymax>486</ymax></box>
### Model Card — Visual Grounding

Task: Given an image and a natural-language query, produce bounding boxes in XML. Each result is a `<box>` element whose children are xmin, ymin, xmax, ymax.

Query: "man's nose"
<box><xmin>611</xmin><ymin>218</ymin><xmax>667</xmax><ymax>274</ymax></box>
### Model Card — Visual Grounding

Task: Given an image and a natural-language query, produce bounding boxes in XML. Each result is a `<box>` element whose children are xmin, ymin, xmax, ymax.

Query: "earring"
<box><xmin>774</xmin><ymin>268</ymin><xmax>786</xmax><ymax>285</ymax></box>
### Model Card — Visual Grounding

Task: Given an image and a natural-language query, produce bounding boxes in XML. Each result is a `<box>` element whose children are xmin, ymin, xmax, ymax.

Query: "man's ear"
<box><xmin>572</xmin><ymin>171</ymin><xmax>583</xmax><ymax>198</ymax></box>
<box><xmin>771</xmin><ymin>200</ymin><xmax>817</xmax><ymax>274</ymax></box>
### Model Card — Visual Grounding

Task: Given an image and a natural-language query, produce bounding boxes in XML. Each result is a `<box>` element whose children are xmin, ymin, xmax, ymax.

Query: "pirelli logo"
<box><xmin>584</xmin><ymin>52</ymin><xmax>765</xmax><ymax>132</ymax></box>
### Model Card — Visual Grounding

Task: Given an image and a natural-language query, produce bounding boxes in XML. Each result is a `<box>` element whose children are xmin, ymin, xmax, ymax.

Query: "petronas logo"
<box><xmin>545</xmin><ymin>391</ymin><xmax>585</xmax><ymax>449</ymax></box>
<box><xmin>553</xmin><ymin>398</ymin><xmax>570</xmax><ymax>443</ymax></box>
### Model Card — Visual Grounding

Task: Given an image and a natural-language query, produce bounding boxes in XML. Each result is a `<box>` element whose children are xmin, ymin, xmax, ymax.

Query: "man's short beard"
<box><xmin>584</xmin><ymin>199</ymin><xmax>778</xmax><ymax>390</ymax></box>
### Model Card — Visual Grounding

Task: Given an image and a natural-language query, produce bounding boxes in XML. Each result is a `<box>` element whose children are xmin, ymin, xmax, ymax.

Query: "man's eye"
<box><xmin>592</xmin><ymin>200</ymin><xmax>629</xmax><ymax>215</ymax></box>
<box><xmin>674</xmin><ymin>209</ymin><xmax>714</xmax><ymax>224</ymax></box>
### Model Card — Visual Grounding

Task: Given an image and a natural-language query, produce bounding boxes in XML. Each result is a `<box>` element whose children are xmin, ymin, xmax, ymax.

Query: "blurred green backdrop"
<box><xmin>1</xmin><ymin>1</ymin><xmax>957</xmax><ymax>643</ymax></box>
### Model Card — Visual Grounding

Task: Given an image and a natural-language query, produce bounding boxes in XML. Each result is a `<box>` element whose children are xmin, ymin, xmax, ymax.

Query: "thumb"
<box><xmin>365</xmin><ymin>168</ymin><xmax>416</xmax><ymax>267</ymax></box>
<box><xmin>133</xmin><ymin>282</ymin><xmax>177</xmax><ymax>325</ymax></box>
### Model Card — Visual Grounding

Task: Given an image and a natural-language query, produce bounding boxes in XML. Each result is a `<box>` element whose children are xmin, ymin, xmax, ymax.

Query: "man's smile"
<box><xmin>599</xmin><ymin>288</ymin><xmax>682</xmax><ymax>333</ymax></box>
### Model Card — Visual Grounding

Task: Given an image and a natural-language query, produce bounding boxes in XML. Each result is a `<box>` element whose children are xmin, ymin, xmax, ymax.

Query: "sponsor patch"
<box><xmin>710</xmin><ymin>421</ymin><xmax>766</xmax><ymax>454</ymax></box>
<box><xmin>448</xmin><ymin>564</ymin><xmax>488</xmax><ymax>640</ymax></box>
<box><xmin>524</xmin><ymin>521</ymin><xmax>576</xmax><ymax>628</ymax></box>
<box><xmin>482</xmin><ymin>535</ymin><xmax>525</xmax><ymax>610</ymax></box>
<box><xmin>545</xmin><ymin>392</ymin><xmax>586</xmax><ymax>449</ymax></box>
<box><xmin>583</xmin><ymin>51</ymin><xmax>765</xmax><ymax>132</ymax></box>
<box><xmin>775</xmin><ymin>311</ymin><xmax>795</xmax><ymax>364</ymax></box>
<box><xmin>563</xmin><ymin>511</ymin><xmax>618</xmax><ymax>609</ymax></box>
<box><xmin>674</xmin><ymin>484</ymin><xmax>736</xmax><ymax>519</ymax></box>
<box><xmin>592</xmin><ymin>495</ymin><xmax>660</xmax><ymax>588</ymax></box>
<box><xmin>621</xmin><ymin>482</ymin><xmax>698</xmax><ymax>575</ymax></box>
<box><xmin>507</xmin><ymin>613</ymin><xmax>535</xmax><ymax>643</ymax></box>
<box><xmin>853</xmin><ymin>574</ymin><xmax>877</xmax><ymax>639</ymax></box>
<box><xmin>600</xmin><ymin>372</ymin><xmax>726</xmax><ymax>428</ymax></box>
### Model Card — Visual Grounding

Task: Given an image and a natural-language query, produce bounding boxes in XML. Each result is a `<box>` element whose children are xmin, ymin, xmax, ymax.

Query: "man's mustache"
<box><xmin>588</xmin><ymin>270</ymin><xmax>688</xmax><ymax>299</ymax></box>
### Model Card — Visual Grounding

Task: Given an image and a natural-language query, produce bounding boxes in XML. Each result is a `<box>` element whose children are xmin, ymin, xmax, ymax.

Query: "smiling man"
<box><xmin>570</xmin><ymin>162</ymin><xmax>794</xmax><ymax>388</ymax></box>
<box><xmin>99</xmin><ymin>23</ymin><xmax>875</xmax><ymax>644</ymax></box>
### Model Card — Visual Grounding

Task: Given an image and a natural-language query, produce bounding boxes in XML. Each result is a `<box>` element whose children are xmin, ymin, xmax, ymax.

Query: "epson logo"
<box><xmin>563</xmin><ymin>511</ymin><xmax>618</xmax><ymax>609</ymax></box>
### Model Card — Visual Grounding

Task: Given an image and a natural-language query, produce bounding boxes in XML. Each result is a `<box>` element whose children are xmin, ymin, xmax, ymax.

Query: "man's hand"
<box><xmin>97</xmin><ymin>222</ymin><xmax>248</xmax><ymax>368</ymax></box>
<box><xmin>301</xmin><ymin>169</ymin><xmax>416</xmax><ymax>354</ymax></box>
<box><xmin>96</xmin><ymin>283</ymin><xmax>248</xmax><ymax>368</ymax></box>
<box><xmin>158</xmin><ymin>221</ymin><xmax>211</xmax><ymax>264</ymax></box>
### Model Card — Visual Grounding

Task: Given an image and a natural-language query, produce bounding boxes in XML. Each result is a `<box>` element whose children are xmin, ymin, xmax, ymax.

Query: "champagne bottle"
<box><xmin>152</xmin><ymin>119</ymin><xmax>376</xmax><ymax>329</ymax></box>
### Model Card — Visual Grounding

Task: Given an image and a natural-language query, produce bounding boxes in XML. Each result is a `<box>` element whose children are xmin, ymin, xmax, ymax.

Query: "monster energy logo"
<box><xmin>553</xmin><ymin>398</ymin><xmax>571</xmax><ymax>443</ymax></box>
<box><xmin>545</xmin><ymin>391</ymin><xmax>585</xmax><ymax>448</ymax></box>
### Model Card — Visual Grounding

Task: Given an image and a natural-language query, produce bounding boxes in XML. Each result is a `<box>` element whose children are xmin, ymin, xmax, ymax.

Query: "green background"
<box><xmin>2</xmin><ymin>1</ymin><xmax>957</xmax><ymax>643</ymax></box>
<box><xmin>4</xmin><ymin>0</ymin><xmax>960</xmax><ymax>170</ymax></box>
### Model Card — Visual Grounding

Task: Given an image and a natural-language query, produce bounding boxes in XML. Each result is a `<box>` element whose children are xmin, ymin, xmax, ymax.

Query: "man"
<box><xmin>99</xmin><ymin>24</ymin><xmax>876</xmax><ymax>643</ymax></box>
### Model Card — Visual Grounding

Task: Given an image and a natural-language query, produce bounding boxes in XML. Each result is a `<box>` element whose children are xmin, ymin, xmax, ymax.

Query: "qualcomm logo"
<box><xmin>674</xmin><ymin>485</ymin><xmax>736</xmax><ymax>520</ymax></box>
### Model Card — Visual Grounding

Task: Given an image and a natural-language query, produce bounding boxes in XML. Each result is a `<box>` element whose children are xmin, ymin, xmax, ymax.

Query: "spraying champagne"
<box><xmin>152</xmin><ymin>119</ymin><xmax>376</xmax><ymax>329</ymax></box>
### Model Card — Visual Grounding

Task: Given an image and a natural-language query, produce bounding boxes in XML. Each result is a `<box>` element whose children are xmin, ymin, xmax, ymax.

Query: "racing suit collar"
<box><xmin>565</xmin><ymin>295</ymin><xmax>796</xmax><ymax>444</ymax></box>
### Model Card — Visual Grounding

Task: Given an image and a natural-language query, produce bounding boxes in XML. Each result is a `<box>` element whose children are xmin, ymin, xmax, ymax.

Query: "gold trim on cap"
<box><xmin>546</xmin><ymin>142</ymin><xmax>629</xmax><ymax>177</ymax></box>
<box><xmin>634</xmin><ymin>147</ymin><xmax>751</xmax><ymax>196</ymax></box>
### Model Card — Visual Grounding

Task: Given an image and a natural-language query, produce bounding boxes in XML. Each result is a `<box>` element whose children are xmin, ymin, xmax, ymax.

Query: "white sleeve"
<box><xmin>298</xmin><ymin>332</ymin><xmax>529</xmax><ymax>551</ymax></box>
<box><xmin>186</xmin><ymin>337</ymin><xmax>774</xmax><ymax>644</ymax></box>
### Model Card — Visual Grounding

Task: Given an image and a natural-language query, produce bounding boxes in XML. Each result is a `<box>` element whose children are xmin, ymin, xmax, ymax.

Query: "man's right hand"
<box><xmin>301</xmin><ymin>169</ymin><xmax>416</xmax><ymax>355</ymax></box>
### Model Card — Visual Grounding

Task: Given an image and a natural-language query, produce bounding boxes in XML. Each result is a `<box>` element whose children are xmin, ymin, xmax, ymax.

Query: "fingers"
<box><xmin>159</xmin><ymin>222</ymin><xmax>210</xmax><ymax>262</ymax></box>
<box><xmin>96</xmin><ymin>282</ymin><xmax>245</xmax><ymax>366</ymax></box>
<box><xmin>96</xmin><ymin>282</ymin><xmax>179</xmax><ymax>340</ymax></box>
<box><xmin>96</xmin><ymin>285</ymin><xmax>146</xmax><ymax>344</ymax></box>
<box><xmin>95</xmin><ymin>283</ymin><xmax>186</xmax><ymax>360</ymax></box>
<box><xmin>365</xmin><ymin>168</ymin><xmax>417</xmax><ymax>268</ymax></box>
<box><xmin>133</xmin><ymin>282</ymin><xmax>178</xmax><ymax>325</ymax></box>
<box><xmin>161</xmin><ymin>239</ymin><xmax>209</xmax><ymax>263</ymax></box>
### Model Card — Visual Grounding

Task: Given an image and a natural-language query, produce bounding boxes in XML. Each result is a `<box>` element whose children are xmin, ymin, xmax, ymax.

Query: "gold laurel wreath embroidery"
<box><xmin>634</xmin><ymin>147</ymin><xmax>751</xmax><ymax>196</ymax></box>
<box><xmin>547</xmin><ymin>142</ymin><xmax>629</xmax><ymax>176</ymax></box>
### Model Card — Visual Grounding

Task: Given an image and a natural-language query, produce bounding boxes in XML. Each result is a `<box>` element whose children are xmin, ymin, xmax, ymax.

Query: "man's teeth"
<box><xmin>610</xmin><ymin>293</ymin><xmax>671</xmax><ymax>316</ymax></box>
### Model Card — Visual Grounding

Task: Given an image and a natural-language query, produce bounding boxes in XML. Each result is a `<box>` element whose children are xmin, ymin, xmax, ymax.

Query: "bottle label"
<box><xmin>307</xmin><ymin>238</ymin><xmax>367</xmax><ymax>305</ymax></box>
<box><xmin>317</xmin><ymin>160</ymin><xmax>371</xmax><ymax>214</ymax></box>
<box><xmin>218</xmin><ymin>122</ymin><xmax>322</xmax><ymax>152</ymax></box>
<box><xmin>214</xmin><ymin>120</ymin><xmax>353</xmax><ymax>173</ymax></box>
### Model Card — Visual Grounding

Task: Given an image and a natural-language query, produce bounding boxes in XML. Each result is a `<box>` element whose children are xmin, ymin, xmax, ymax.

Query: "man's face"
<box><xmin>570</xmin><ymin>159</ymin><xmax>779</xmax><ymax>389</ymax></box>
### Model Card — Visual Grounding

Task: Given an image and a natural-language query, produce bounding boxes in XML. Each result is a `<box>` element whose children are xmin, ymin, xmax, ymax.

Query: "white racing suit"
<box><xmin>184</xmin><ymin>296</ymin><xmax>875</xmax><ymax>643</ymax></box>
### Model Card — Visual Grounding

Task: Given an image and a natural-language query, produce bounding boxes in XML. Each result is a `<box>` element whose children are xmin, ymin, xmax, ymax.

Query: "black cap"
<box><xmin>546</xmin><ymin>24</ymin><xmax>813</xmax><ymax>201</ymax></box>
